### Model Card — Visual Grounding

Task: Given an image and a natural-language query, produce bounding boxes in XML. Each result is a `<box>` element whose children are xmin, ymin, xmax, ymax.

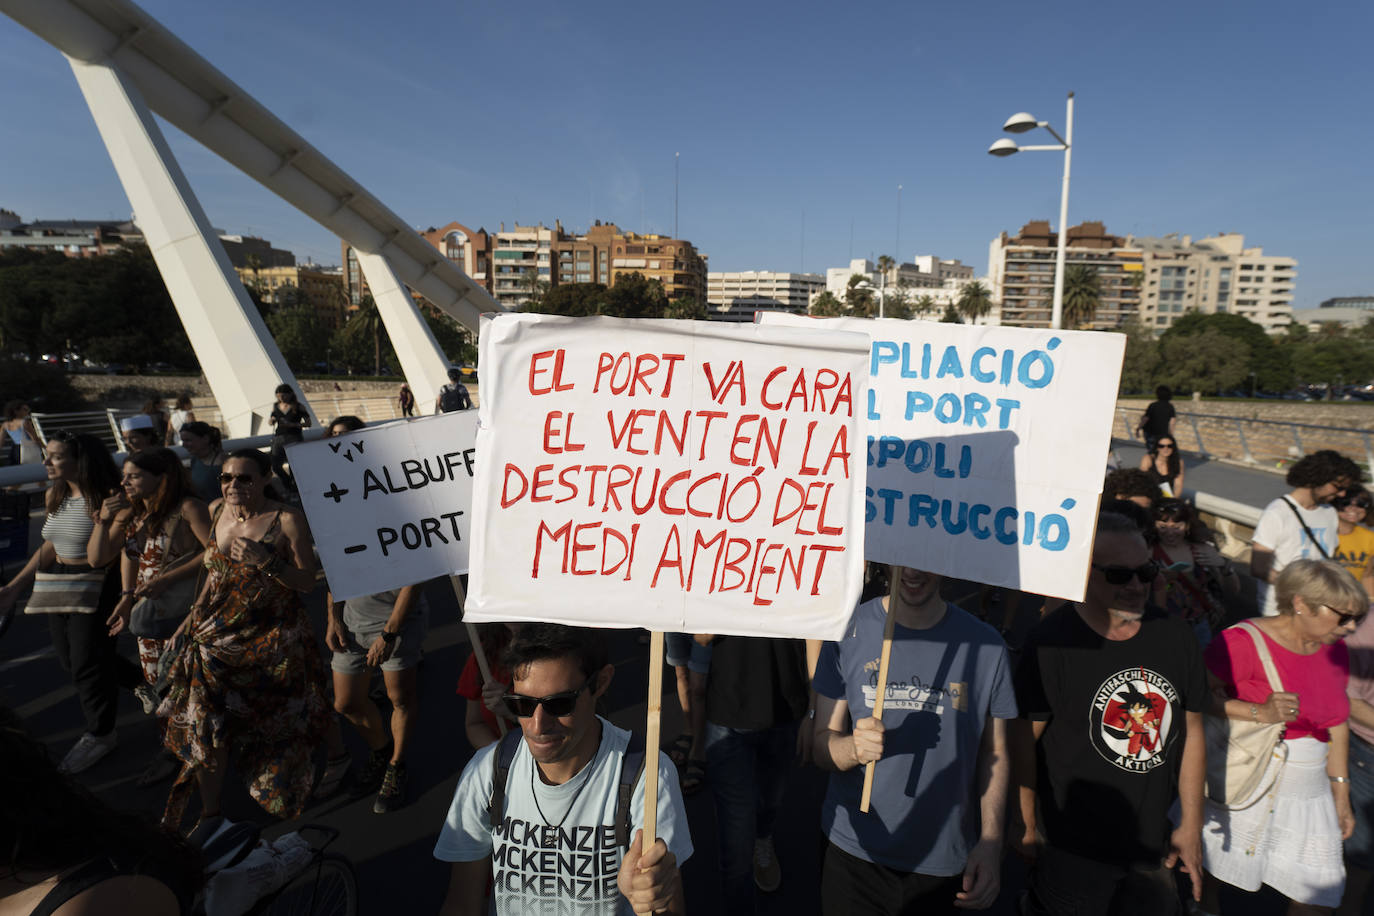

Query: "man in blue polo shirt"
<box><xmin>812</xmin><ymin>565</ymin><xmax>1017</xmax><ymax>914</ymax></box>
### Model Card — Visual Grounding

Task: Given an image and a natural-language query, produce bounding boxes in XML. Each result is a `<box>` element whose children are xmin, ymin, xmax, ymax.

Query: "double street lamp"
<box><xmin>988</xmin><ymin>92</ymin><xmax>1074</xmax><ymax>330</ymax></box>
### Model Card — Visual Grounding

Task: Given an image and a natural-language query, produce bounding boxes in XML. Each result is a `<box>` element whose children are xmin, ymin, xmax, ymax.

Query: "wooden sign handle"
<box><xmin>859</xmin><ymin>574</ymin><xmax>900</xmax><ymax>813</ymax></box>
<box><xmin>454</xmin><ymin>575</ymin><xmax>506</xmax><ymax>737</ymax></box>
<box><xmin>642</xmin><ymin>630</ymin><xmax>664</xmax><ymax>845</ymax></box>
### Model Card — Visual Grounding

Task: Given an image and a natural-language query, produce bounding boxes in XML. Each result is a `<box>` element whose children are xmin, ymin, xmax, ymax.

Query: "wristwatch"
<box><xmin>381</xmin><ymin>630</ymin><xmax>398</xmax><ymax>644</ymax></box>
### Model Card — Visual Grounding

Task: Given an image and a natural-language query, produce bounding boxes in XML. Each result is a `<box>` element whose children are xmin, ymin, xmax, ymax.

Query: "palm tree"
<box><xmin>344</xmin><ymin>293</ymin><xmax>384</xmax><ymax>375</ymax></box>
<box><xmin>956</xmin><ymin>281</ymin><xmax>993</xmax><ymax>324</ymax></box>
<box><xmin>810</xmin><ymin>291</ymin><xmax>844</xmax><ymax>317</ymax></box>
<box><xmin>914</xmin><ymin>294</ymin><xmax>937</xmax><ymax>317</ymax></box>
<box><xmin>1062</xmin><ymin>265</ymin><xmax>1101</xmax><ymax>329</ymax></box>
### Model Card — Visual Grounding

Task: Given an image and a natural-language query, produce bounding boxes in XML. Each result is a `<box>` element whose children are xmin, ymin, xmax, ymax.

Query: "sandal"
<box><xmin>312</xmin><ymin>752</ymin><xmax>352</xmax><ymax>800</ymax></box>
<box><xmin>667</xmin><ymin>733</ymin><xmax>693</xmax><ymax>769</ymax></box>
<box><xmin>680</xmin><ymin>759</ymin><xmax>706</xmax><ymax>796</ymax></box>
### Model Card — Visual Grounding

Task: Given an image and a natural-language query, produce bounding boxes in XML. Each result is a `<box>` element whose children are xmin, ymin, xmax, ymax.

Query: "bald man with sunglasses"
<box><xmin>1010</xmin><ymin>511</ymin><xmax>1209</xmax><ymax>916</ymax></box>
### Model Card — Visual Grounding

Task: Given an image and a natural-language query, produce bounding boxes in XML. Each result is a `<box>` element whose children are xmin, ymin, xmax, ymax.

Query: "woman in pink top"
<box><xmin>1197</xmin><ymin>558</ymin><xmax>1363</xmax><ymax>912</ymax></box>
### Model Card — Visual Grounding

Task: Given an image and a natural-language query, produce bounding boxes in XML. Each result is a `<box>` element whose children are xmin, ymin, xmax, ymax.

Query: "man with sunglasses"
<box><xmin>1252</xmin><ymin>450</ymin><xmax>1363</xmax><ymax>617</ymax></box>
<box><xmin>435</xmin><ymin>624</ymin><xmax>691</xmax><ymax>915</ymax></box>
<box><xmin>1012</xmin><ymin>511</ymin><xmax>1209</xmax><ymax>915</ymax></box>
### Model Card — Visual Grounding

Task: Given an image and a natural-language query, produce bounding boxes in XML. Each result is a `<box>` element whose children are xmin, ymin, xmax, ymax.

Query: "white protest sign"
<box><xmin>289</xmin><ymin>411</ymin><xmax>478</xmax><ymax>601</ymax></box>
<box><xmin>465</xmin><ymin>314</ymin><xmax>870</xmax><ymax>641</ymax></box>
<box><xmin>760</xmin><ymin>314</ymin><xmax>1124</xmax><ymax>602</ymax></box>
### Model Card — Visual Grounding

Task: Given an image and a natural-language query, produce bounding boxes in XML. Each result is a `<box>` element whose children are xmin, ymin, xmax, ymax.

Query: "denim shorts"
<box><xmin>1347</xmin><ymin>732</ymin><xmax>1374</xmax><ymax>869</ymax></box>
<box><xmin>664</xmin><ymin>631</ymin><xmax>711</xmax><ymax>673</ymax></box>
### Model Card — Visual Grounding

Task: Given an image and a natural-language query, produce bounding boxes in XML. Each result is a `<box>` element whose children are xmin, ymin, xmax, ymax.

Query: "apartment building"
<box><xmin>1126</xmin><ymin>233</ymin><xmax>1296</xmax><ymax>333</ymax></box>
<box><xmin>235</xmin><ymin>262</ymin><xmax>347</xmax><ymax>328</ymax></box>
<box><xmin>988</xmin><ymin>221</ymin><xmax>1144</xmax><ymax>329</ymax></box>
<box><xmin>706</xmin><ymin>271</ymin><xmax>824</xmax><ymax>322</ymax></box>
<box><xmin>0</xmin><ymin>210</ymin><xmax>146</xmax><ymax>257</ymax></box>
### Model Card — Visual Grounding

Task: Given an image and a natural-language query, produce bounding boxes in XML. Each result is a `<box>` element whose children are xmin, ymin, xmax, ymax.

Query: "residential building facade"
<box><xmin>706</xmin><ymin>271</ymin><xmax>824</xmax><ymax>322</ymax></box>
<box><xmin>988</xmin><ymin>221</ymin><xmax>1143</xmax><ymax>329</ymax></box>
<box><xmin>0</xmin><ymin>210</ymin><xmax>145</xmax><ymax>257</ymax></box>
<box><xmin>1318</xmin><ymin>296</ymin><xmax>1374</xmax><ymax>311</ymax></box>
<box><xmin>235</xmin><ymin>262</ymin><xmax>347</xmax><ymax>329</ymax></box>
<box><xmin>1125</xmin><ymin>233</ymin><xmax>1297</xmax><ymax>333</ymax></box>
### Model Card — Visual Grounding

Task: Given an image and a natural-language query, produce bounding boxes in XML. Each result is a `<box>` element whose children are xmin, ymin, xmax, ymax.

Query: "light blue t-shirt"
<box><xmin>813</xmin><ymin>599</ymin><xmax>1017</xmax><ymax>876</ymax></box>
<box><xmin>434</xmin><ymin>717</ymin><xmax>692</xmax><ymax>915</ymax></box>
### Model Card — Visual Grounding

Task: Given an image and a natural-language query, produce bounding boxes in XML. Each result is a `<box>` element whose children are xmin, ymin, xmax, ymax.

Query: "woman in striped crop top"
<box><xmin>0</xmin><ymin>432</ymin><xmax>142</xmax><ymax>774</ymax></box>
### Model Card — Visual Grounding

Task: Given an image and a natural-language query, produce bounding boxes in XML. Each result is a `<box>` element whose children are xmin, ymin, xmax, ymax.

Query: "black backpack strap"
<box><xmin>1280</xmin><ymin>497</ymin><xmax>1332</xmax><ymax>559</ymax></box>
<box><xmin>487</xmin><ymin>729</ymin><xmax>524</xmax><ymax>830</ymax></box>
<box><xmin>615</xmin><ymin>731</ymin><xmax>649</xmax><ymax>850</ymax></box>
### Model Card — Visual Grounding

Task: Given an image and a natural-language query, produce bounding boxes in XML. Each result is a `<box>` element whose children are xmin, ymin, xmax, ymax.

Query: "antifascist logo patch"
<box><xmin>1088</xmin><ymin>667</ymin><xmax>1179</xmax><ymax>773</ymax></box>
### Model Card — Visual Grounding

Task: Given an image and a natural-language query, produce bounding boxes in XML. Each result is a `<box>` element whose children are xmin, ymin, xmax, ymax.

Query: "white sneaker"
<box><xmin>753</xmin><ymin>836</ymin><xmax>781</xmax><ymax>893</ymax></box>
<box><xmin>135</xmin><ymin>684</ymin><xmax>159</xmax><ymax>715</ymax></box>
<box><xmin>59</xmin><ymin>732</ymin><xmax>117</xmax><ymax>774</ymax></box>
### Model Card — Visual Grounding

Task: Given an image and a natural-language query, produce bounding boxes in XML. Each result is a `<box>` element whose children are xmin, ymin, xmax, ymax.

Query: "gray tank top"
<box><xmin>42</xmin><ymin>496</ymin><xmax>94</xmax><ymax>560</ymax></box>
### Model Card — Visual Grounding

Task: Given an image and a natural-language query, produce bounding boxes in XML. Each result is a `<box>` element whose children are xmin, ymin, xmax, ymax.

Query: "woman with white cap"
<box><xmin>120</xmin><ymin>415</ymin><xmax>159</xmax><ymax>455</ymax></box>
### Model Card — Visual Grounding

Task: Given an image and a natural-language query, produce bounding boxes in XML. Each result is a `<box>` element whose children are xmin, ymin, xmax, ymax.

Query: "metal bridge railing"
<box><xmin>1117</xmin><ymin>407</ymin><xmax>1374</xmax><ymax>472</ymax></box>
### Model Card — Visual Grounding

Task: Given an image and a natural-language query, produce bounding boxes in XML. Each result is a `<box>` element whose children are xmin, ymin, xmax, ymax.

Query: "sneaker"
<box><xmin>348</xmin><ymin>743</ymin><xmax>392</xmax><ymax>799</ymax></box>
<box><xmin>134</xmin><ymin>684</ymin><xmax>159</xmax><ymax>715</ymax></box>
<box><xmin>373</xmin><ymin>762</ymin><xmax>407</xmax><ymax>814</ymax></box>
<box><xmin>753</xmin><ymin>836</ymin><xmax>781</xmax><ymax>893</ymax></box>
<box><xmin>59</xmin><ymin>732</ymin><xmax>117</xmax><ymax>774</ymax></box>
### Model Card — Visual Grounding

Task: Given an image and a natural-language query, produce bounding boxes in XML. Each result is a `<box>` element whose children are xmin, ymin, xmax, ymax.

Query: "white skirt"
<box><xmin>1200</xmin><ymin>736</ymin><xmax>1346</xmax><ymax>906</ymax></box>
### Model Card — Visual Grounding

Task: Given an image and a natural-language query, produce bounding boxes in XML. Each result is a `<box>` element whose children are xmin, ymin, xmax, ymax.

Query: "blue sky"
<box><xmin>2</xmin><ymin>0</ymin><xmax>1371</xmax><ymax>307</ymax></box>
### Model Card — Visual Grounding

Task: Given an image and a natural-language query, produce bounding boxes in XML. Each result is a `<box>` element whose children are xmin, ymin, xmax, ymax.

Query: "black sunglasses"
<box><xmin>1092</xmin><ymin>561</ymin><xmax>1160</xmax><ymax>585</ymax></box>
<box><xmin>1320</xmin><ymin>604</ymin><xmax>1364</xmax><ymax>627</ymax></box>
<box><xmin>502</xmin><ymin>680</ymin><xmax>591</xmax><ymax>718</ymax></box>
<box><xmin>219</xmin><ymin>473</ymin><xmax>256</xmax><ymax>485</ymax></box>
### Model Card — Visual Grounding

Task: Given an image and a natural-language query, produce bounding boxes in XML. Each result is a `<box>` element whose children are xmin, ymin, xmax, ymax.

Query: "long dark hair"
<box><xmin>179</xmin><ymin>420</ymin><xmax>223</xmax><ymax>455</ymax></box>
<box><xmin>0</xmin><ymin>706</ymin><xmax>203</xmax><ymax>893</ymax></box>
<box><xmin>126</xmin><ymin>448</ymin><xmax>192</xmax><ymax>531</ymax></box>
<box><xmin>1149</xmin><ymin>436</ymin><xmax>1182</xmax><ymax>483</ymax></box>
<box><xmin>1154</xmin><ymin>497</ymin><xmax>1214</xmax><ymax>545</ymax></box>
<box><xmin>44</xmin><ymin>431</ymin><xmax>120</xmax><ymax>515</ymax></box>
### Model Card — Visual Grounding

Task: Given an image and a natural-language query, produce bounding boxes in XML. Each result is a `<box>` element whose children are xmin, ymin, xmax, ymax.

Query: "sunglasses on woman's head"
<box><xmin>502</xmin><ymin>680</ymin><xmax>591</xmax><ymax>718</ymax></box>
<box><xmin>219</xmin><ymin>473</ymin><xmax>255</xmax><ymax>485</ymax></box>
<box><xmin>1092</xmin><ymin>561</ymin><xmax>1160</xmax><ymax>585</ymax></box>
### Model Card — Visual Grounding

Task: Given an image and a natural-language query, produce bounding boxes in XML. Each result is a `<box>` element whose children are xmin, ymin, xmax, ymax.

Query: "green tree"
<box><xmin>0</xmin><ymin>248</ymin><xmax>65</xmax><ymax>360</ymax></box>
<box><xmin>883</xmin><ymin>285</ymin><xmax>913</xmax><ymax>320</ymax></box>
<box><xmin>940</xmin><ymin>304</ymin><xmax>963</xmax><ymax>324</ymax></box>
<box><xmin>531</xmin><ymin>282</ymin><xmax>608</xmax><ymax>316</ymax></box>
<box><xmin>1061</xmin><ymin>265</ymin><xmax>1101</xmax><ymax>329</ymax></box>
<box><xmin>665</xmin><ymin>295</ymin><xmax>708</xmax><ymax>320</ymax></box>
<box><xmin>1164</xmin><ymin>312</ymin><xmax>1289</xmax><ymax>391</ymax></box>
<box><xmin>1159</xmin><ymin>329</ymin><xmax>1250</xmax><ymax>394</ymax></box>
<box><xmin>602</xmin><ymin>273</ymin><xmax>667</xmax><ymax>318</ymax></box>
<box><xmin>423</xmin><ymin>306</ymin><xmax>476</xmax><ymax>364</ymax></box>
<box><xmin>955</xmin><ymin>280</ymin><xmax>993</xmax><ymax>323</ymax></box>
<box><xmin>845</xmin><ymin>274</ymin><xmax>876</xmax><ymax>318</ymax></box>
<box><xmin>809</xmin><ymin>291</ymin><xmax>844</xmax><ymax>317</ymax></box>
<box><xmin>521</xmin><ymin>267</ymin><xmax>550</xmax><ymax>309</ymax></box>
<box><xmin>267</xmin><ymin>305</ymin><xmax>330</xmax><ymax>371</ymax></box>
<box><xmin>1114</xmin><ymin>317</ymin><xmax>1161</xmax><ymax>394</ymax></box>
<box><xmin>913</xmin><ymin>294</ymin><xmax>937</xmax><ymax>317</ymax></box>
<box><xmin>342</xmin><ymin>294</ymin><xmax>385</xmax><ymax>376</ymax></box>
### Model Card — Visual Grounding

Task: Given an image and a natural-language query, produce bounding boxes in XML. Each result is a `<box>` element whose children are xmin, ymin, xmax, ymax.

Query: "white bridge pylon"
<box><xmin>1</xmin><ymin>0</ymin><xmax>502</xmax><ymax>435</ymax></box>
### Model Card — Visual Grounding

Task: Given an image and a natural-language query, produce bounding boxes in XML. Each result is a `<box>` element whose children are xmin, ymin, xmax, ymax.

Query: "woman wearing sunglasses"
<box><xmin>1152</xmin><ymin>499</ymin><xmax>1238</xmax><ymax>648</ymax></box>
<box><xmin>157</xmin><ymin>448</ymin><xmax>331</xmax><ymax>831</ymax></box>
<box><xmin>1139</xmin><ymin>435</ymin><xmax>1184</xmax><ymax>499</ymax></box>
<box><xmin>1196</xmin><ymin>559</ymin><xmax>1364</xmax><ymax>912</ymax></box>
<box><xmin>1332</xmin><ymin>485</ymin><xmax>1374</xmax><ymax>601</ymax></box>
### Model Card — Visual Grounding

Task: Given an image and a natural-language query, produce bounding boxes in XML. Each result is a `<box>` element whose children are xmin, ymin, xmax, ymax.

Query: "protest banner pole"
<box><xmin>642</xmin><ymin>630</ymin><xmax>664</xmax><ymax>845</ymax></box>
<box><xmin>859</xmin><ymin>573</ymin><xmax>900</xmax><ymax>813</ymax></box>
<box><xmin>453</xmin><ymin>575</ymin><xmax>506</xmax><ymax>737</ymax></box>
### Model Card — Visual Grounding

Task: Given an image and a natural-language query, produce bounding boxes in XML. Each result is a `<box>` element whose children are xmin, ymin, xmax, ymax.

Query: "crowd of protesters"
<box><xmin>2</xmin><ymin>393</ymin><xmax>1373</xmax><ymax>916</ymax></box>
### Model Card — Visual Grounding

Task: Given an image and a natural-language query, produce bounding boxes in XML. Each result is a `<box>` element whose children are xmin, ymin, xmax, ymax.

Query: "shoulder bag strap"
<box><xmin>1235</xmin><ymin>620</ymin><xmax>1285</xmax><ymax>695</ymax></box>
<box><xmin>1281</xmin><ymin>497</ymin><xmax>1332</xmax><ymax>559</ymax></box>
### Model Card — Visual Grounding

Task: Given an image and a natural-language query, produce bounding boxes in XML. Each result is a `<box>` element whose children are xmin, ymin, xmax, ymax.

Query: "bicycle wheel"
<box><xmin>262</xmin><ymin>854</ymin><xmax>357</xmax><ymax>916</ymax></box>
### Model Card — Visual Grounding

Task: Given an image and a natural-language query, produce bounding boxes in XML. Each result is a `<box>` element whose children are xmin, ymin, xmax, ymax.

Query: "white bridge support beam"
<box><xmin>67</xmin><ymin>55</ymin><xmax>312</xmax><ymax>437</ymax></box>
<box><xmin>355</xmin><ymin>251</ymin><xmax>450</xmax><ymax>413</ymax></box>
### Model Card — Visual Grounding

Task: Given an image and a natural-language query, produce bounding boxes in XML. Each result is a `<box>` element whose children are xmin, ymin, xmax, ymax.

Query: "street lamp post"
<box><xmin>989</xmin><ymin>92</ymin><xmax>1074</xmax><ymax>330</ymax></box>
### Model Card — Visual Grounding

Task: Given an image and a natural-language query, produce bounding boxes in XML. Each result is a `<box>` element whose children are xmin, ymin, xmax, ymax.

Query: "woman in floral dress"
<box><xmin>159</xmin><ymin>449</ymin><xmax>331</xmax><ymax>830</ymax></box>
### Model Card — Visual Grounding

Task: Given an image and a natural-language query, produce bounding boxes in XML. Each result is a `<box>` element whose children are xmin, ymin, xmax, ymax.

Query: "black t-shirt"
<box><xmin>1140</xmin><ymin>401</ymin><xmax>1175</xmax><ymax>439</ymax></box>
<box><xmin>704</xmin><ymin>636</ymin><xmax>810</xmax><ymax>730</ymax></box>
<box><xmin>270</xmin><ymin>403</ymin><xmax>310</xmax><ymax>439</ymax></box>
<box><xmin>1014</xmin><ymin>605</ymin><xmax>1206</xmax><ymax>867</ymax></box>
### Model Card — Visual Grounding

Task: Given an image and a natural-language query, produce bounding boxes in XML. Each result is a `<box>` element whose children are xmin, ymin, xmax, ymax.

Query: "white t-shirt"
<box><xmin>434</xmin><ymin>718</ymin><xmax>692</xmax><ymax>915</ymax></box>
<box><xmin>1253</xmin><ymin>496</ymin><xmax>1338</xmax><ymax>616</ymax></box>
